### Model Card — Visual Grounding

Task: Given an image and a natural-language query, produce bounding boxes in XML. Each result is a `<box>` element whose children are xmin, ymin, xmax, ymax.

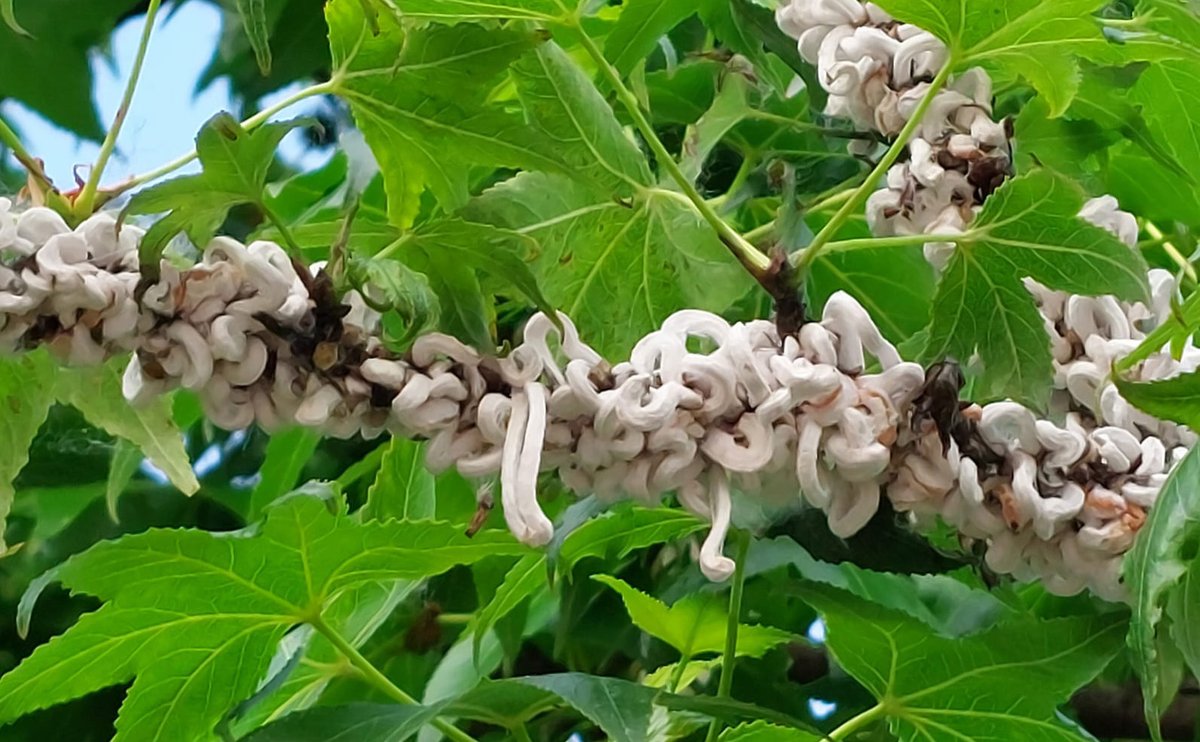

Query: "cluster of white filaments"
<box><xmin>777</xmin><ymin>0</ymin><xmax>1012</xmax><ymax>270</ymax></box>
<box><xmin>0</xmin><ymin>186</ymin><xmax>1193</xmax><ymax>599</ymax></box>
<box><xmin>777</xmin><ymin>0</ymin><xmax>1199</xmax><ymax>599</ymax></box>
<box><xmin>0</xmin><ymin>198</ymin><xmax>932</xmax><ymax>581</ymax></box>
<box><xmin>0</xmin><ymin>0</ymin><xmax>1191</xmax><ymax>600</ymax></box>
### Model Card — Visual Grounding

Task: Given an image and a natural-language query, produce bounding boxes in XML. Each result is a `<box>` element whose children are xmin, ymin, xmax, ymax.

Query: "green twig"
<box><xmin>568</xmin><ymin>22</ymin><xmax>773</xmax><ymax>286</ymax></box>
<box><xmin>1114</xmin><ymin>321</ymin><xmax>1176</xmax><ymax>374</ymax></box>
<box><xmin>792</xmin><ymin>57</ymin><xmax>957</xmax><ymax>278</ymax></box>
<box><xmin>112</xmin><ymin>81</ymin><xmax>336</xmax><ymax>196</ymax></box>
<box><xmin>803</xmin><ymin>183</ymin><xmax>859</xmax><ymax>215</ymax></box>
<box><xmin>0</xmin><ymin>117</ymin><xmax>54</xmax><ymax>191</ymax></box>
<box><xmin>745</xmin><ymin>110</ymin><xmax>878</xmax><ymax>141</ymax></box>
<box><xmin>260</xmin><ymin>201</ymin><xmax>304</xmax><ymax>257</ymax></box>
<box><xmin>74</xmin><ymin>0</ymin><xmax>164</xmax><ymax>217</ymax></box>
<box><xmin>822</xmin><ymin>232</ymin><xmax>974</xmax><ymax>254</ymax></box>
<box><xmin>666</xmin><ymin>657</ymin><xmax>692</xmax><ymax>694</ymax></box>
<box><xmin>312</xmin><ymin>615</ymin><xmax>478</xmax><ymax>742</ymax></box>
<box><xmin>328</xmin><ymin>198</ymin><xmax>361</xmax><ymax>284</ymax></box>
<box><xmin>708</xmin><ymin>154</ymin><xmax>758</xmax><ymax>211</ymax></box>
<box><xmin>743</xmin><ymin>220</ymin><xmax>775</xmax><ymax>246</ymax></box>
<box><xmin>374</xmin><ymin>233</ymin><xmax>413</xmax><ymax>261</ymax></box>
<box><xmin>334</xmin><ymin>441</ymin><xmax>387</xmax><ymax>489</ymax></box>
<box><xmin>828</xmin><ymin>702</ymin><xmax>886</xmax><ymax>740</ymax></box>
<box><xmin>1145</xmin><ymin>221</ymin><xmax>1197</xmax><ymax>288</ymax></box>
<box><xmin>703</xmin><ymin>531</ymin><xmax>751</xmax><ymax>742</ymax></box>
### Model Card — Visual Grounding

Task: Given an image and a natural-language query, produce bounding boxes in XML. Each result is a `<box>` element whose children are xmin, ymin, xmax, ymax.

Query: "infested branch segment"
<box><xmin>0</xmin><ymin>0</ymin><xmax>1192</xmax><ymax>602</ymax></box>
<box><xmin>0</xmin><ymin>192</ymin><xmax>1192</xmax><ymax>600</ymax></box>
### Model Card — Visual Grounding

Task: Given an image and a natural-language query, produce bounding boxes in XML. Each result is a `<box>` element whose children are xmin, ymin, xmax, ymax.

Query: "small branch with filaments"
<box><xmin>73</xmin><ymin>0</ymin><xmax>164</xmax><ymax>217</ymax></box>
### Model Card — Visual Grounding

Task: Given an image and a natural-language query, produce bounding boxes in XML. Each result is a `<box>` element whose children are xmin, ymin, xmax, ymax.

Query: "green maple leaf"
<box><xmin>200</xmin><ymin>0</ymin><xmax>331</xmax><ymax>105</ymax></box>
<box><xmin>511</xmin><ymin>40</ymin><xmax>653</xmax><ymax>195</ymax></box>
<box><xmin>1132</xmin><ymin>59</ymin><xmax>1200</xmax><ymax>178</ymax></box>
<box><xmin>922</xmin><ymin>170</ymin><xmax>1148</xmax><ymax>406</ymax></box>
<box><xmin>801</xmin><ymin>582</ymin><xmax>1125</xmax><ymax>741</ymax></box>
<box><xmin>603</xmin><ymin>0</ymin><xmax>698</xmax><ymax>77</ymax></box>
<box><xmin>234</xmin><ymin>0</ymin><xmax>272</xmax><ymax>76</ymax></box>
<box><xmin>1124</xmin><ymin>446</ymin><xmax>1200</xmax><ymax>740</ymax></box>
<box><xmin>0</xmin><ymin>495</ymin><xmax>527</xmax><ymax>740</ymax></box>
<box><xmin>466</xmin><ymin>172</ymin><xmax>753</xmax><ymax>358</ymax></box>
<box><xmin>873</xmin><ymin>0</ymin><xmax>1122</xmax><ymax>114</ymax></box>
<box><xmin>374</xmin><ymin>0</ymin><xmax>569</xmax><ymax>23</ymax></box>
<box><xmin>1116</xmin><ymin>371</ymin><xmax>1200</xmax><ymax>431</ymax></box>
<box><xmin>594</xmin><ymin>575</ymin><xmax>792</xmax><ymax>661</ymax></box>
<box><xmin>125</xmin><ymin>112</ymin><xmax>303</xmax><ymax>267</ymax></box>
<box><xmin>362</xmin><ymin>436</ymin><xmax>436</xmax><ymax>522</ymax></box>
<box><xmin>0</xmin><ymin>351</ymin><xmax>57</xmax><ymax>552</ymax></box>
<box><xmin>232</xmin><ymin>579</ymin><xmax>420</xmax><ymax>734</ymax></box>
<box><xmin>471</xmin><ymin>507</ymin><xmax>706</xmax><ymax>661</ymax></box>
<box><xmin>326</xmin><ymin>0</ymin><xmax>567</xmax><ymax>227</ymax></box>
<box><xmin>808</xmin><ymin>241</ymin><xmax>936</xmax><ymax>344</ymax></box>
<box><xmin>0</xmin><ymin>0</ymin><xmax>141</xmax><ymax>139</ymax></box>
<box><xmin>56</xmin><ymin>357</ymin><xmax>199</xmax><ymax>498</ymax></box>
<box><xmin>720</xmin><ymin>721</ymin><xmax>820</xmax><ymax>741</ymax></box>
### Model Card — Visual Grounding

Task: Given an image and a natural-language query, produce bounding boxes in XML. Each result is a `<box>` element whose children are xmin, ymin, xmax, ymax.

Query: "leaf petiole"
<box><xmin>828</xmin><ymin>701</ymin><xmax>887</xmax><ymax>740</ymax></box>
<box><xmin>703</xmin><ymin>529</ymin><xmax>751</xmax><ymax>742</ymax></box>
<box><xmin>0</xmin><ymin>116</ymin><xmax>55</xmax><ymax>193</ymax></box>
<box><xmin>665</xmin><ymin>656</ymin><xmax>692</xmax><ymax>694</ymax></box>
<box><xmin>821</xmin><ymin>231</ymin><xmax>976</xmax><ymax>255</ymax></box>
<box><xmin>566</xmin><ymin>19</ymin><xmax>773</xmax><ymax>286</ymax></box>
<box><xmin>512</xmin><ymin>722</ymin><xmax>535</xmax><ymax>742</ymax></box>
<box><xmin>112</xmin><ymin>80</ymin><xmax>336</xmax><ymax>196</ymax></box>
<box><xmin>74</xmin><ymin>0</ymin><xmax>164</xmax><ymax>217</ymax></box>
<box><xmin>259</xmin><ymin>200</ymin><xmax>305</xmax><ymax>257</ymax></box>
<box><xmin>792</xmin><ymin>56</ymin><xmax>958</xmax><ymax>278</ymax></box>
<box><xmin>1144</xmin><ymin>220</ymin><xmax>1197</xmax><ymax>287</ymax></box>
<box><xmin>311</xmin><ymin>614</ymin><xmax>479</xmax><ymax>742</ymax></box>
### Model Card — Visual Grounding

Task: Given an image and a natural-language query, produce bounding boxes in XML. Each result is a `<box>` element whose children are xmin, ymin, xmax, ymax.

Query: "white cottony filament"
<box><xmin>776</xmin><ymin>0</ymin><xmax>1196</xmax><ymax>600</ymax></box>
<box><xmin>0</xmin><ymin>190</ymin><xmax>1191</xmax><ymax>600</ymax></box>
<box><xmin>700</xmin><ymin>469</ymin><xmax>736</xmax><ymax>581</ymax></box>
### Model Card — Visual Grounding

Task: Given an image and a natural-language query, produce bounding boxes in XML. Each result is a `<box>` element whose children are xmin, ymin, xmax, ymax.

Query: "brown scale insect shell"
<box><xmin>313</xmin><ymin>341</ymin><xmax>341</xmax><ymax>372</ymax></box>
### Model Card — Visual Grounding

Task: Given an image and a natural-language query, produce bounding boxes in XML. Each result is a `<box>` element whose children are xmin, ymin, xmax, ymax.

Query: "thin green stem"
<box><xmin>512</xmin><ymin>722</ymin><xmax>535</xmax><ymax>742</ymax></box>
<box><xmin>727</xmin><ymin>156</ymin><xmax>756</xmax><ymax>197</ymax></box>
<box><xmin>1115</xmin><ymin>321</ymin><xmax>1176</xmax><ymax>374</ymax></box>
<box><xmin>260</xmin><ymin>201</ymin><xmax>304</xmax><ymax>257</ymax></box>
<box><xmin>312</xmin><ymin>616</ymin><xmax>478</xmax><ymax>742</ymax></box>
<box><xmin>823</xmin><ymin>232</ymin><xmax>974</xmax><ymax>254</ymax></box>
<box><xmin>793</xmin><ymin>57</ymin><xmax>957</xmax><ymax>278</ymax></box>
<box><xmin>741</xmin><ymin>182</ymin><xmax>864</xmax><ymax>249</ymax></box>
<box><xmin>328</xmin><ymin>198</ymin><xmax>360</xmax><ymax>284</ymax></box>
<box><xmin>1145</xmin><ymin>221</ymin><xmax>1197</xmax><ymax>287</ymax></box>
<box><xmin>375</xmin><ymin>233</ymin><xmax>413</xmax><ymax>261</ymax></box>
<box><xmin>804</xmin><ymin>184</ymin><xmax>859</xmax><ymax>215</ymax></box>
<box><xmin>709</xmin><ymin>154</ymin><xmax>758</xmax><ymax>210</ymax></box>
<box><xmin>703</xmin><ymin>531</ymin><xmax>751</xmax><ymax>742</ymax></box>
<box><xmin>113</xmin><ymin>80</ymin><xmax>336</xmax><ymax>195</ymax></box>
<box><xmin>666</xmin><ymin>657</ymin><xmax>692</xmax><ymax>694</ymax></box>
<box><xmin>75</xmin><ymin>0</ymin><xmax>164</xmax><ymax>216</ymax></box>
<box><xmin>744</xmin><ymin>220</ymin><xmax>775</xmax><ymax>246</ymax></box>
<box><xmin>828</xmin><ymin>702</ymin><xmax>887</xmax><ymax>740</ymax></box>
<box><xmin>335</xmin><ymin>441</ymin><xmax>387</xmax><ymax>489</ymax></box>
<box><xmin>1100</xmin><ymin>12</ymin><xmax>1155</xmax><ymax>29</ymax></box>
<box><xmin>746</xmin><ymin>110</ymin><xmax>877</xmax><ymax>141</ymax></box>
<box><xmin>569</xmin><ymin>22</ymin><xmax>772</xmax><ymax>284</ymax></box>
<box><xmin>0</xmin><ymin>117</ymin><xmax>54</xmax><ymax>189</ymax></box>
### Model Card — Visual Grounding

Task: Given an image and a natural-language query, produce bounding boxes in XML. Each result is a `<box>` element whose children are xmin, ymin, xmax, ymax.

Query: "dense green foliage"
<box><xmin>2</xmin><ymin>0</ymin><xmax>1200</xmax><ymax>740</ymax></box>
